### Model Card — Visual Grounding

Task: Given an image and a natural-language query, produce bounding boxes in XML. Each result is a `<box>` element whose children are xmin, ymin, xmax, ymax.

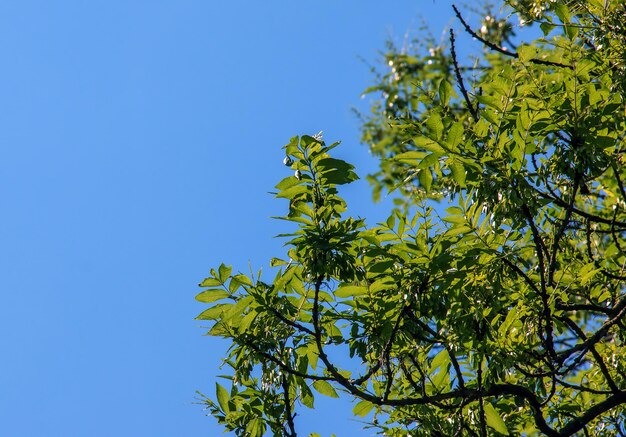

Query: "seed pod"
<box><xmin>283</xmin><ymin>156</ymin><xmax>293</xmax><ymax>166</ymax></box>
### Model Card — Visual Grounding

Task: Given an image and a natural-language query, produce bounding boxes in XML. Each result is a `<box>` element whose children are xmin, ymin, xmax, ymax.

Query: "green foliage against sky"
<box><xmin>197</xmin><ymin>1</ymin><xmax>626</xmax><ymax>435</ymax></box>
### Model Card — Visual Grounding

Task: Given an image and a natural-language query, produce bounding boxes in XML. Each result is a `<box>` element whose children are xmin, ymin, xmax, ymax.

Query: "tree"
<box><xmin>196</xmin><ymin>1</ymin><xmax>626</xmax><ymax>435</ymax></box>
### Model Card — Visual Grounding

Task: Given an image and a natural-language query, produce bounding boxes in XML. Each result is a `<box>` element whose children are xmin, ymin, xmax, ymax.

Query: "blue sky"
<box><xmin>0</xmin><ymin>1</ymin><xmax>466</xmax><ymax>435</ymax></box>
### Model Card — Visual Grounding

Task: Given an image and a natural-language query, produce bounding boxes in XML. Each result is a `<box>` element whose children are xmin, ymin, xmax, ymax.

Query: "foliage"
<box><xmin>197</xmin><ymin>1</ymin><xmax>626</xmax><ymax>435</ymax></box>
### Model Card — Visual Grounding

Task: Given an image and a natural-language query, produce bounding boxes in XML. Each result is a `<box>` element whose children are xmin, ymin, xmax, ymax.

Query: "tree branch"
<box><xmin>281</xmin><ymin>372</ymin><xmax>298</xmax><ymax>437</ymax></box>
<box><xmin>557</xmin><ymin>316</ymin><xmax>619</xmax><ymax>393</ymax></box>
<box><xmin>560</xmin><ymin>391</ymin><xmax>626</xmax><ymax>436</ymax></box>
<box><xmin>449</xmin><ymin>29</ymin><xmax>478</xmax><ymax>122</ymax></box>
<box><xmin>451</xmin><ymin>4</ymin><xmax>573</xmax><ymax>70</ymax></box>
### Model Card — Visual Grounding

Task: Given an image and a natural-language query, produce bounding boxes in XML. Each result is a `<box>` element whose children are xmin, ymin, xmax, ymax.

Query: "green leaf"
<box><xmin>195</xmin><ymin>289</ymin><xmax>230</xmax><ymax>303</ymax></box>
<box><xmin>580</xmin><ymin>262</ymin><xmax>601</xmax><ymax>285</ymax></box>
<box><xmin>276</xmin><ymin>184</ymin><xmax>308</xmax><ymax>199</ymax></box>
<box><xmin>425</xmin><ymin>113</ymin><xmax>443</xmax><ymax>140</ymax></box>
<box><xmin>449</xmin><ymin>159</ymin><xmax>466</xmax><ymax>187</ymax></box>
<box><xmin>477</xmin><ymin>95</ymin><xmax>503</xmax><ymax>111</ymax></box>
<box><xmin>564</xmin><ymin>24</ymin><xmax>578</xmax><ymax>40</ymax></box>
<box><xmin>394</xmin><ymin>151</ymin><xmax>425</xmax><ymax>162</ymax></box>
<box><xmin>232</xmin><ymin>273</ymin><xmax>252</xmax><ymax>287</ymax></box>
<box><xmin>446</xmin><ymin>121</ymin><xmax>464</xmax><ymax>149</ymax></box>
<box><xmin>413</xmin><ymin>136</ymin><xmax>446</xmax><ymax>154</ymax></box>
<box><xmin>317</xmin><ymin>157</ymin><xmax>354</xmax><ymax>172</ymax></box>
<box><xmin>353</xmin><ymin>400</ymin><xmax>375</xmax><ymax>417</ymax></box>
<box><xmin>322</xmin><ymin>169</ymin><xmax>359</xmax><ymax>185</ymax></box>
<box><xmin>196</xmin><ymin>304</ymin><xmax>230</xmax><ymax>320</ymax></box>
<box><xmin>442</xmin><ymin>215</ymin><xmax>465</xmax><ymax>224</ymax></box>
<box><xmin>370</xmin><ymin>276</ymin><xmax>395</xmax><ymax>293</ymax></box>
<box><xmin>517</xmin><ymin>45</ymin><xmax>536</xmax><ymax>63</ymax></box>
<box><xmin>418</xmin><ymin>152</ymin><xmax>440</xmax><ymax>169</ymax></box>
<box><xmin>275</xmin><ymin>175</ymin><xmax>300</xmax><ymax>191</ymax></box>
<box><xmin>270</xmin><ymin>257</ymin><xmax>289</xmax><ymax>267</ymax></box>
<box><xmin>429</xmin><ymin>349</ymin><xmax>450</xmax><ymax>373</ymax></box>
<box><xmin>484</xmin><ymin>403</ymin><xmax>509</xmax><ymax>435</ymax></box>
<box><xmin>540</xmin><ymin>22</ymin><xmax>555</xmax><ymax>36</ymax></box>
<box><xmin>300</xmin><ymin>383</ymin><xmax>315</xmax><ymax>408</ymax></box>
<box><xmin>419</xmin><ymin>169</ymin><xmax>433</xmax><ymax>192</ymax></box>
<box><xmin>238</xmin><ymin>310</ymin><xmax>257</xmax><ymax>332</ymax></box>
<box><xmin>215</xmin><ymin>383</ymin><xmax>230</xmax><ymax>413</ymax></box>
<box><xmin>445</xmin><ymin>225</ymin><xmax>472</xmax><ymax>237</ymax></box>
<box><xmin>312</xmin><ymin>380</ymin><xmax>339</xmax><ymax>398</ymax></box>
<box><xmin>199</xmin><ymin>277</ymin><xmax>221</xmax><ymax>287</ymax></box>
<box><xmin>335</xmin><ymin>285</ymin><xmax>368</xmax><ymax>298</ymax></box>
<box><xmin>499</xmin><ymin>307</ymin><xmax>521</xmax><ymax>337</ymax></box>
<box><xmin>431</xmin><ymin>365</ymin><xmax>449</xmax><ymax>390</ymax></box>
<box><xmin>218</xmin><ymin>264</ymin><xmax>232</xmax><ymax>282</ymax></box>
<box><xmin>246</xmin><ymin>418</ymin><xmax>261</xmax><ymax>437</ymax></box>
<box><xmin>445</xmin><ymin>206</ymin><xmax>463</xmax><ymax>215</ymax></box>
<box><xmin>369</xmin><ymin>260</ymin><xmax>395</xmax><ymax>274</ymax></box>
<box><xmin>554</xmin><ymin>3</ymin><xmax>570</xmax><ymax>22</ymax></box>
<box><xmin>439</xmin><ymin>79</ymin><xmax>452</xmax><ymax>105</ymax></box>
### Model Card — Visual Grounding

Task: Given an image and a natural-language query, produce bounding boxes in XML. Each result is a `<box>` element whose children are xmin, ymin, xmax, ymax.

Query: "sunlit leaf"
<box><xmin>312</xmin><ymin>380</ymin><xmax>339</xmax><ymax>398</ymax></box>
<box><xmin>195</xmin><ymin>289</ymin><xmax>230</xmax><ymax>303</ymax></box>
<box><xmin>215</xmin><ymin>383</ymin><xmax>230</xmax><ymax>413</ymax></box>
<box><xmin>484</xmin><ymin>403</ymin><xmax>509</xmax><ymax>435</ymax></box>
<box><xmin>353</xmin><ymin>400</ymin><xmax>374</xmax><ymax>417</ymax></box>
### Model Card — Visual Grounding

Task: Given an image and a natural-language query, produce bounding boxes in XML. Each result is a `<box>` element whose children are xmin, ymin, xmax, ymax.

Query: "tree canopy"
<box><xmin>196</xmin><ymin>1</ymin><xmax>626</xmax><ymax>435</ymax></box>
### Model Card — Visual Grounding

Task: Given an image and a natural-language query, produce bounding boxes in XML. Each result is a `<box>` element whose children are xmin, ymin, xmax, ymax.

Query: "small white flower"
<box><xmin>312</xmin><ymin>131</ymin><xmax>323</xmax><ymax>142</ymax></box>
<box><xmin>295</xmin><ymin>170</ymin><xmax>302</xmax><ymax>180</ymax></box>
<box><xmin>283</xmin><ymin>156</ymin><xmax>293</xmax><ymax>166</ymax></box>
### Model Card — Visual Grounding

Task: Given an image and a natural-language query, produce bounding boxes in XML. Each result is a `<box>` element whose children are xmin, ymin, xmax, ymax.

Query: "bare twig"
<box><xmin>450</xmin><ymin>29</ymin><xmax>478</xmax><ymax>122</ymax></box>
<box><xmin>451</xmin><ymin>4</ymin><xmax>573</xmax><ymax>70</ymax></box>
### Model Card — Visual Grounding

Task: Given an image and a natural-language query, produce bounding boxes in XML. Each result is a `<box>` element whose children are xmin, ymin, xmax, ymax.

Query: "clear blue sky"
<box><xmin>0</xmin><ymin>1</ymin><xmax>466</xmax><ymax>435</ymax></box>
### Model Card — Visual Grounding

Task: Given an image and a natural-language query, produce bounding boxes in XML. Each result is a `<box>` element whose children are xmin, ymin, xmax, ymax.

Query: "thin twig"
<box><xmin>450</xmin><ymin>29</ymin><xmax>478</xmax><ymax>122</ymax></box>
<box><xmin>452</xmin><ymin>4</ymin><xmax>573</xmax><ymax>70</ymax></box>
<box><xmin>281</xmin><ymin>372</ymin><xmax>298</xmax><ymax>436</ymax></box>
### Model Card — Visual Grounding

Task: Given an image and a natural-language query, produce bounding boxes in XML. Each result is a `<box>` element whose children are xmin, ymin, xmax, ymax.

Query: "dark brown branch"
<box><xmin>404</xmin><ymin>306</ymin><xmax>466</xmax><ymax>390</ymax></box>
<box><xmin>611</xmin><ymin>207</ymin><xmax>625</xmax><ymax>255</ymax></box>
<box><xmin>477</xmin><ymin>357</ymin><xmax>487</xmax><ymax>437</ymax></box>
<box><xmin>586</xmin><ymin>218</ymin><xmax>595</xmax><ymax>262</ymax></box>
<box><xmin>311</xmin><ymin>276</ymin><xmax>377</xmax><ymax>401</ymax></box>
<box><xmin>486</xmin><ymin>384</ymin><xmax>557</xmax><ymax>437</ymax></box>
<box><xmin>558</xmin><ymin>295</ymin><xmax>626</xmax><ymax>359</ymax></box>
<box><xmin>383</xmin><ymin>359</ymin><xmax>395</xmax><ymax>402</ymax></box>
<box><xmin>400</xmin><ymin>360</ymin><xmax>422</xmax><ymax>393</ymax></box>
<box><xmin>556</xmin><ymin>377</ymin><xmax>615</xmax><ymax>395</ymax></box>
<box><xmin>557</xmin><ymin>316</ymin><xmax>619</xmax><ymax>393</ymax></box>
<box><xmin>382</xmin><ymin>307</ymin><xmax>408</xmax><ymax>401</ymax></box>
<box><xmin>533</xmin><ymin>187</ymin><xmax>626</xmax><ymax>228</ymax></box>
<box><xmin>451</xmin><ymin>4</ymin><xmax>573</xmax><ymax>70</ymax></box>
<box><xmin>601</xmin><ymin>269</ymin><xmax>626</xmax><ymax>281</ymax></box>
<box><xmin>519</xmin><ymin>201</ymin><xmax>556</xmax><ymax>362</ymax></box>
<box><xmin>281</xmin><ymin>372</ymin><xmax>297</xmax><ymax>437</ymax></box>
<box><xmin>559</xmin><ymin>390</ymin><xmax>626</xmax><ymax>436</ymax></box>
<box><xmin>500</xmin><ymin>256</ymin><xmax>541</xmax><ymax>295</ymax></box>
<box><xmin>612</xmin><ymin>161</ymin><xmax>626</xmax><ymax>203</ymax></box>
<box><xmin>449</xmin><ymin>29</ymin><xmax>478</xmax><ymax>122</ymax></box>
<box><xmin>548</xmin><ymin>171</ymin><xmax>580</xmax><ymax>285</ymax></box>
<box><xmin>269</xmin><ymin>306</ymin><xmax>315</xmax><ymax>336</ymax></box>
<box><xmin>242</xmin><ymin>339</ymin><xmax>334</xmax><ymax>382</ymax></box>
<box><xmin>555</xmin><ymin>302</ymin><xmax>612</xmax><ymax>316</ymax></box>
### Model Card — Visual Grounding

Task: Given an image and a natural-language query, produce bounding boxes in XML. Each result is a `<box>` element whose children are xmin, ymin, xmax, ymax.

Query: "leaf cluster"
<box><xmin>198</xmin><ymin>1</ymin><xmax>626</xmax><ymax>435</ymax></box>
